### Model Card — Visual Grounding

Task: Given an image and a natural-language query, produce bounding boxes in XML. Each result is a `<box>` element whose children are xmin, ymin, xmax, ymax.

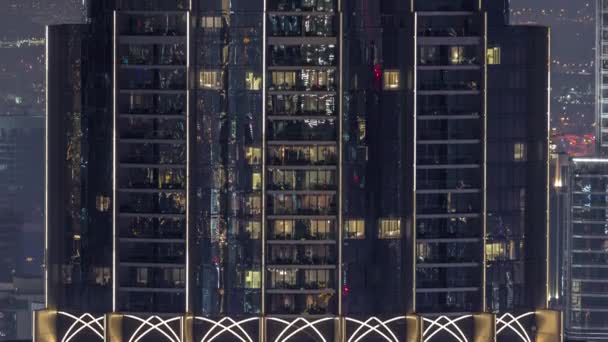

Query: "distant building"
<box><xmin>0</xmin><ymin>115</ymin><xmax>44</xmax><ymax>282</ymax></box>
<box><xmin>36</xmin><ymin>1</ymin><xmax>560</xmax><ymax>342</ymax></box>
<box><xmin>597</xmin><ymin>0</ymin><xmax>608</xmax><ymax>155</ymax></box>
<box><xmin>560</xmin><ymin>158</ymin><xmax>608</xmax><ymax>341</ymax></box>
<box><xmin>0</xmin><ymin>276</ymin><xmax>44</xmax><ymax>341</ymax></box>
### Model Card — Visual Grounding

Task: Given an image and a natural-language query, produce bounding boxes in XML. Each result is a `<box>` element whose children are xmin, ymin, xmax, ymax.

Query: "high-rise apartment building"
<box><xmin>0</xmin><ymin>114</ymin><xmax>44</xmax><ymax>281</ymax></box>
<box><xmin>598</xmin><ymin>0</ymin><xmax>608</xmax><ymax>155</ymax></box>
<box><xmin>37</xmin><ymin>1</ymin><xmax>561</xmax><ymax>341</ymax></box>
<box><xmin>557</xmin><ymin>158</ymin><xmax>608</xmax><ymax>341</ymax></box>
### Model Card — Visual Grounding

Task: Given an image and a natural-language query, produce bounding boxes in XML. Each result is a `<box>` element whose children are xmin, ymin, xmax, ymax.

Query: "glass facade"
<box><xmin>41</xmin><ymin>1</ymin><xmax>557</xmax><ymax>341</ymax></box>
<box><xmin>598</xmin><ymin>0</ymin><xmax>608</xmax><ymax>155</ymax></box>
<box><xmin>487</xmin><ymin>22</ymin><xmax>550</xmax><ymax>314</ymax></box>
<box><xmin>565</xmin><ymin>160</ymin><xmax>608</xmax><ymax>340</ymax></box>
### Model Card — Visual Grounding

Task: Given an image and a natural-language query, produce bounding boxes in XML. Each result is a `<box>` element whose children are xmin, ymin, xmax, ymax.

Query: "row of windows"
<box><xmin>345</xmin><ymin>219</ymin><xmax>401</xmax><ymax>239</ymax></box>
<box><xmin>197</xmin><ymin>46</ymin><xmax>499</xmax><ymax>92</ymax></box>
<box><xmin>223</xmin><ymin>218</ymin><xmax>403</xmax><ymax>240</ymax></box>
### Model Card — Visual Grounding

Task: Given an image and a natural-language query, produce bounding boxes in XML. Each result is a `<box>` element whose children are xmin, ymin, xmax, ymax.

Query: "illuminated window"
<box><xmin>304</xmin><ymin>269</ymin><xmax>330</xmax><ymax>288</ymax></box>
<box><xmin>357</xmin><ymin>117</ymin><xmax>366</xmax><ymax>141</ymax></box>
<box><xmin>245</xmin><ymin>221</ymin><xmax>261</xmax><ymax>239</ymax></box>
<box><xmin>245</xmin><ymin>147</ymin><xmax>261</xmax><ymax>165</ymax></box>
<box><xmin>270</xmin><ymin>268</ymin><xmax>297</xmax><ymax>287</ymax></box>
<box><xmin>273</xmin><ymin>220</ymin><xmax>294</xmax><ymax>239</ymax></box>
<box><xmin>487</xmin><ymin>46</ymin><xmax>501</xmax><ymax>65</ymax></box>
<box><xmin>485</xmin><ymin>241</ymin><xmax>523</xmax><ymax>262</ymax></box>
<box><xmin>271</xmin><ymin>71</ymin><xmax>296</xmax><ymax>89</ymax></box>
<box><xmin>245</xmin><ymin>195</ymin><xmax>261</xmax><ymax>215</ymax></box>
<box><xmin>310</xmin><ymin>220</ymin><xmax>331</xmax><ymax>239</ymax></box>
<box><xmin>96</xmin><ymin>195</ymin><xmax>111</xmax><ymax>212</ymax></box>
<box><xmin>252</xmin><ymin>172</ymin><xmax>262</xmax><ymax>190</ymax></box>
<box><xmin>379</xmin><ymin>219</ymin><xmax>401</xmax><ymax>239</ymax></box>
<box><xmin>200</xmin><ymin>70</ymin><xmax>222</xmax><ymax>89</ymax></box>
<box><xmin>201</xmin><ymin>16</ymin><xmax>222</xmax><ymax>29</ymax></box>
<box><xmin>450</xmin><ymin>46</ymin><xmax>465</xmax><ymax>64</ymax></box>
<box><xmin>383</xmin><ymin>70</ymin><xmax>400</xmax><ymax>90</ymax></box>
<box><xmin>514</xmin><ymin>143</ymin><xmax>526</xmax><ymax>161</ymax></box>
<box><xmin>344</xmin><ymin>219</ymin><xmax>365</xmax><ymax>239</ymax></box>
<box><xmin>246</xmin><ymin>72</ymin><xmax>262</xmax><ymax>90</ymax></box>
<box><xmin>244</xmin><ymin>270</ymin><xmax>261</xmax><ymax>288</ymax></box>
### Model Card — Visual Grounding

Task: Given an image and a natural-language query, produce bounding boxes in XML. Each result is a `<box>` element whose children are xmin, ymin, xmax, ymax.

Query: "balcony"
<box><xmin>118</xmin><ymin>13</ymin><xmax>187</xmax><ymax>36</ymax></box>
<box><xmin>119</xmin><ymin>244</ymin><xmax>185</xmax><ymax>264</ymax></box>
<box><xmin>268</xmin><ymin>245</ymin><xmax>335</xmax><ymax>266</ymax></box>
<box><xmin>268</xmin><ymin>194</ymin><xmax>336</xmax><ymax>216</ymax></box>
<box><xmin>269</xmin><ymin>45</ymin><xmax>336</xmax><ymax>67</ymax></box>
<box><xmin>119</xmin><ymin>93</ymin><xmax>185</xmax><ymax>115</ymax></box>
<box><xmin>118</xmin><ymin>192</ymin><xmax>186</xmax><ymax>215</ymax></box>
<box><xmin>417</xmin><ymin>217</ymin><xmax>481</xmax><ymax>239</ymax></box>
<box><xmin>268</xmin><ymin>120</ymin><xmax>336</xmax><ymax>141</ymax></box>
<box><xmin>415</xmin><ymin>0</ymin><xmax>478</xmax><ymax>12</ymax></box>
<box><xmin>417</xmin><ymin>15</ymin><xmax>482</xmax><ymax>38</ymax></box>
<box><xmin>119</xmin><ymin>217</ymin><xmax>185</xmax><ymax>240</ymax></box>
<box><xmin>120</xmin><ymin>69</ymin><xmax>187</xmax><ymax>91</ymax></box>
<box><xmin>120</xmin><ymin>43</ymin><xmax>186</xmax><ymax>66</ymax></box>
<box><xmin>268</xmin><ymin>15</ymin><xmax>336</xmax><ymax>37</ymax></box>
<box><xmin>268</xmin><ymin>0</ymin><xmax>335</xmax><ymax>12</ymax></box>
<box><xmin>267</xmin><ymin>147</ymin><xmax>337</xmax><ymax>166</ymax></box>
<box><xmin>117</xmin><ymin>0</ymin><xmax>189</xmax><ymax>11</ymax></box>
<box><xmin>267</xmin><ymin>94</ymin><xmax>336</xmax><ymax>118</ymax></box>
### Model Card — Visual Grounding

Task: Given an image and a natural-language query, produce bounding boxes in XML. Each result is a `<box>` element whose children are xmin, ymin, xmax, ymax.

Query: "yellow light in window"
<box><xmin>383</xmin><ymin>70</ymin><xmax>400</xmax><ymax>90</ymax></box>
<box><xmin>252</xmin><ymin>173</ymin><xmax>262</xmax><ymax>190</ymax></box>
<box><xmin>487</xmin><ymin>46</ymin><xmax>501</xmax><ymax>65</ymax></box>
<box><xmin>73</xmin><ymin>234</ymin><xmax>81</xmax><ymax>240</ymax></box>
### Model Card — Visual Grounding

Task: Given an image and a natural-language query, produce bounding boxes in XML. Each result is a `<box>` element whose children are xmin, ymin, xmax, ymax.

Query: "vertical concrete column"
<box><xmin>405</xmin><ymin>314</ymin><xmax>423</xmax><ymax>342</ymax></box>
<box><xmin>473</xmin><ymin>313</ymin><xmax>496</xmax><ymax>342</ymax></box>
<box><xmin>33</xmin><ymin>309</ymin><xmax>57</xmax><ymax>342</ymax></box>
<box><xmin>535</xmin><ymin>309</ymin><xmax>563</xmax><ymax>342</ymax></box>
<box><xmin>183</xmin><ymin>313</ymin><xmax>193</xmax><ymax>342</ymax></box>
<box><xmin>105</xmin><ymin>313</ymin><xmax>123</xmax><ymax>342</ymax></box>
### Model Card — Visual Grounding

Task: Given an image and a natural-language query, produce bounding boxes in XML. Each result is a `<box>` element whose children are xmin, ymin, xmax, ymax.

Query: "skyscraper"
<box><xmin>558</xmin><ymin>158</ymin><xmax>608</xmax><ymax>341</ymax></box>
<box><xmin>0</xmin><ymin>114</ymin><xmax>44</xmax><ymax>282</ymax></box>
<box><xmin>598</xmin><ymin>0</ymin><xmax>608</xmax><ymax>155</ymax></box>
<box><xmin>36</xmin><ymin>1</ymin><xmax>561</xmax><ymax>341</ymax></box>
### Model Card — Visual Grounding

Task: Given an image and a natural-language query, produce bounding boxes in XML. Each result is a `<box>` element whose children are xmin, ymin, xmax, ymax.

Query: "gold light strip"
<box><xmin>338</xmin><ymin>8</ymin><xmax>344</xmax><ymax>316</ymax></box>
<box><xmin>112</xmin><ymin>10</ymin><xmax>118</xmax><ymax>312</ymax></box>
<box><xmin>412</xmin><ymin>12</ymin><xmax>418</xmax><ymax>312</ymax></box>
<box><xmin>545</xmin><ymin>27</ymin><xmax>552</xmax><ymax>309</ymax></box>
<box><xmin>44</xmin><ymin>25</ymin><xmax>49</xmax><ymax>309</ymax></box>
<box><xmin>186</xmin><ymin>10</ymin><xmax>191</xmax><ymax>312</ymax></box>
<box><xmin>261</xmin><ymin>0</ymin><xmax>267</xmax><ymax>316</ymax></box>
<box><xmin>481</xmin><ymin>12</ymin><xmax>488</xmax><ymax>312</ymax></box>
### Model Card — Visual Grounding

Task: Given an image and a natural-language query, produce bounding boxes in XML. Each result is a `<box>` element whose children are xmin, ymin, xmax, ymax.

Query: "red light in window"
<box><xmin>374</xmin><ymin>63</ymin><xmax>382</xmax><ymax>81</ymax></box>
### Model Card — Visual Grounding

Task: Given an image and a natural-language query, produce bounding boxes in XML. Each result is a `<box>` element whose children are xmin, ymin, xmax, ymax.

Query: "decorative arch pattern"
<box><xmin>345</xmin><ymin>316</ymin><xmax>406</xmax><ymax>342</ymax></box>
<box><xmin>195</xmin><ymin>316</ymin><xmax>259</xmax><ymax>342</ymax></box>
<box><xmin>496</xmin><ymin>312</ymin><xmax>535</xmax><ymax>342</ymax></box>
<box><xmin>57</xmin><ymin>312</ymin><xmax>105</xmax><ymax>342</ymax></box>
<box><xmin>124</xmin><ymin>315</ymin><xmax>182</xmax><ymax>342</ymax></box>
<box><xmin>267</xmin><ymin>317</ymin><xmax>334</xmax><ymax>342</ymax></box>
<box><xmin>422</xmin><ymin>315</ymin><xmax>472</xmax><ymax>342</ymax></box>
